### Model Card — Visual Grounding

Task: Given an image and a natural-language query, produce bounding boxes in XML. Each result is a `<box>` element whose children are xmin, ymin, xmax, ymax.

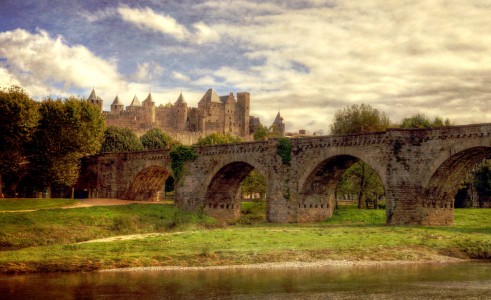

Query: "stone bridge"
<box><xmin>90</xmin><ymin>123</ymin><xmax>491</xmax><ymax>226</ymax></box>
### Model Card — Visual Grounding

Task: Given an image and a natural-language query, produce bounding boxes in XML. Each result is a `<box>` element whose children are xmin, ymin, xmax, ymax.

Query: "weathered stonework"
<box><xmin>86</xmin><ymin>123</ymin><xmax>491</xmax><ymax>226</ymax></box>
<box><xmin>87</xmin><ymin>88</ymin><xmax>253</xmax><ymax>145</ymax></box>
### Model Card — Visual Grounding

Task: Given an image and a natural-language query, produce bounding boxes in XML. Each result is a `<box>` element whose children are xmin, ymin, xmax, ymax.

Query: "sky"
<box><xmin>0</xmin><ymin>0</ymin><xmax>490</xmax><ymax>133</ymax></box>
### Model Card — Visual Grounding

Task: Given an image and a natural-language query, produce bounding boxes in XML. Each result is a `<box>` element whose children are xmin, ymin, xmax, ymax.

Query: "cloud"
<box><xmin>118</xmin><ymin>5</ymin><xmax>220</xmax><ymax>44</ymax></box>
<box><xmin>193</xmin><ymin>75</ymin><xmax>219</xmax><ymax>87</ymax></box>
<box><xmin>132</xmin><ymin>62</ymin><xmax>164</xmax><ymax>82</ymax></box>
<box><xmin>78</xmin><ymin>7</ymin><xmax>117</xmax><ymax>23</ymax></box>
<box><xmin>0</xmin><ymin>28</ymin><xmax>126</xmax><ymax>99</ymax></box>
<box><xmin>118</xmin><ymin>5</ymin><xmax>190</xmax><ymax>41</ymax></box>
<box><xmin>172</xmin><ymin>71</ymin><xmax>191</xmax><ymax>82</ymax></box>
<box><xmin>202</xmin><ymin>0</ymin><xmax>491</xmax><ymax>131</ymax></box>
<box><xmin>193</xmin><ymin>22</ymin><xmax>220</xmax><ymax>44</ymax></box>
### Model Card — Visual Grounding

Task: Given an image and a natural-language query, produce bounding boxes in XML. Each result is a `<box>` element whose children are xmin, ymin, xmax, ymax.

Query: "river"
<box><xmin>1</xmin><ymin>262</ymin><xmax>490</xmax><ymax>299</ymax></box>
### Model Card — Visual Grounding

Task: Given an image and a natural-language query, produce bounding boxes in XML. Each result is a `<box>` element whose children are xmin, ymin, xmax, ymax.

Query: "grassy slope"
<box><xmin>0</xmin><ymin>198</ymin><xmax>79</xmax><ymax>211</ymax></box>
<box><xmin>0</xmin><ymin>204</ymin><xmax>490</xmax><ymax>273</ymax></box>
<box><xmin>0</xmin><ymin>204</ymin><xmax>215</xmax><ymax>248</ymax></box>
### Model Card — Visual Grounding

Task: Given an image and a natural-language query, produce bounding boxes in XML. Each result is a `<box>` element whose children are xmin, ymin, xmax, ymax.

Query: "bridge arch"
<box><xmin>418</xmin><ymin>146</ymin><xmax>491</xmax><ymax>225</ymax></box>
<box><xmin>125</xmin><ymin>166</ymin><xmax>172</xmax><ymax>201</ymax></box>
<box><xmin>203</xmin><ymin>159</ymin><xmax>268</xmax><ymax>222</ymax></box>
<box><xmin>296</xmin><ymin>153</ymin><xmax>387</xmax><ymax>223</ymax></box>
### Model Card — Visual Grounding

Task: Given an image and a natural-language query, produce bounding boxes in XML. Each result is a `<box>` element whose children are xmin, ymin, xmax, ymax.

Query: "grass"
<box><xmin>0</xmin><ymin>201</ymin><xmax>490</xmax><ymax>274</ymax></box>
<box><xmin>0</xmin><ymin>203</ymin><xmax>216</xmax><ymax>248</ymax></box>
<box><xmin>0</xmin><ymin>198</ymin><xmax>79</xmax><ymax>211</ymax></box>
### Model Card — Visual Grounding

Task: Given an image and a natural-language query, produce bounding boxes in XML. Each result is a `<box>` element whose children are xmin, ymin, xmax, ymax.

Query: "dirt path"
<box><xmin>1</xmin><ymin>198</ymin><xmax>168</xmax><ymax>213</ymax></box>
<box><xmin>68</xmin><ymin>198</ymin><xmax>167</xmax><ymax>208</ymax></box>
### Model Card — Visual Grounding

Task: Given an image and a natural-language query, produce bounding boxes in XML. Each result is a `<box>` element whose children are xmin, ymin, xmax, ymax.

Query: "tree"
<box><xmin>253</xmin><ymin>124</ymin><xmax>270</xmax><ymax>141</ymax></box>
<box><xmin>331</xmin><ymin>104</ymin><xmax>390</xmax><ymax>208</ymax></box>
<box><xmin>473</xmin><ymin>160</ymin><xmax>491</xmax><ymax>208</ymax></box>
<box><xmin>0</xmin><ymin>86</ymin><xmax>40</xmax><ymax>196</ymax></box>
<box><xmin>241</xmin><ymin>170</ymin><xmax>266</xmax><ymax>200</ymax></box>
<box><xmin>140</xmin><ymin>128</ymin><xmax>177</xmax><ymax>150</ymax></box>
<box><xmin>252</xmin><ymin>124</ymin><xmax>283</xmax><ymax>141</ymax></box>
<box><xmin>400</xmin><ymin>113</ymin><xmax>451</xmax><ymax>129</ymax></box>
<box><xmin>330</xmin><ymin>104</ymin><xmax>390</xmax><ymax>135</ymax></box>
<box><xmin>337</xmin><ymin>162</ymin><xmax>385</xmax><ymax>208</ymax></box>
<box><xmin>29</xmin><ymin>97</ymin><xmax>105</xmax><ymax>194</ymax></box>
<box><xmin>100</xmin><ymin>126</ymin><xmax>143</xmax><ymax>153</ymax></box>
<box><xmin>196</xmin><ymin>132</ymin><xmax>244</xmax><ymax>145</ymax></box>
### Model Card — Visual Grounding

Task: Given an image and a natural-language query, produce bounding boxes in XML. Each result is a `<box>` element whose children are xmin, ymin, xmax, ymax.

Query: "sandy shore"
<box><xmin>101</xmin><ymin>256</ymin><xmax>466</xmax><ymax>273</ymax></box>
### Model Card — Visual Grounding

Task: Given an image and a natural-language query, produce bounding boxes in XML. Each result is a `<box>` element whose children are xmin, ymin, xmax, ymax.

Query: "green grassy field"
<box><xmin>0</xmin><ymin>202</ymin><xmax>489</xmax><ymax>274</ymax></box>
<box><xmin>0</xmin><ymin>198</ymin><xmax>79</xmax><ymax>211</ymax></box>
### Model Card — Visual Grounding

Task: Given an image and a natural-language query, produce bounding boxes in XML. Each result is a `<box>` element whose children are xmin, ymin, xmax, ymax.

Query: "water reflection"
<box><xmin>0</xmin><ymin>262</ymin><xmax>490</xmax><ymax>299</ymax></box>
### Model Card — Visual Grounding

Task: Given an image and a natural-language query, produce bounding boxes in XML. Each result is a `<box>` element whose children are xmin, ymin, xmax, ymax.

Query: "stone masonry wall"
<box><xmin>90</xmin><ymin>123</ymin><xmax>491</xmax><ymax>226</ymax></box>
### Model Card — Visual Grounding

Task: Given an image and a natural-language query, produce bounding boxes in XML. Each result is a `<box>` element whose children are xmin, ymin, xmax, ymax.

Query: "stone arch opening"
<box><xmin>204</xmin><ymin>161</ymin><xmax>265</xmax><ymax>222</ymax></box>
<box><xmin>298</xmin><ymin>155</ymin><xmax>386</xmax><ymax>223</ymax></box>
<box><xmin>125</xmin><ymin>166</ymin><xmax>171</xmax><ymax>201</ymax></box>
<box><xmin>419</xmin><ymin>146</ymin><xmax>491</xmax><ymax>225</ymax></box>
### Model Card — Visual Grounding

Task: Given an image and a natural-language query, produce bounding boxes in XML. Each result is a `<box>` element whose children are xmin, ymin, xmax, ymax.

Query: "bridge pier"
<box><xmin>386</xmin><ymin>186</ymin><xmax>455</xmax><ymax>226</ymax></box>
<box><xmin>87</xmin><ymin>124</ymin><xmax>490</xmax><ymax>227</ymax></box>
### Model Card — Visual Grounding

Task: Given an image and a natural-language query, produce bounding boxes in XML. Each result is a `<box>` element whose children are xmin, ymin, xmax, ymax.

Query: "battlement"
<box><xmin>88</xmin><ymin>88</ymin><xmax>260</xmax><ymax>144</ymax></box>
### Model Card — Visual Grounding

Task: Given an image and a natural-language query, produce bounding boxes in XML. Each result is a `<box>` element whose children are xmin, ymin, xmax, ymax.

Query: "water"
<box><xmin>1</xmin><ymin>262</ymin><xmax>490</xmax><ymax>299</ymax></box>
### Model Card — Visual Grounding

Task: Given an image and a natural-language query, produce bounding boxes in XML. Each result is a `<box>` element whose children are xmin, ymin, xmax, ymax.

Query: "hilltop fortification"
<box><xmin>87</xmin><ymin>88</ymin><xmax>266</xmax><ymax>144</ymax></box>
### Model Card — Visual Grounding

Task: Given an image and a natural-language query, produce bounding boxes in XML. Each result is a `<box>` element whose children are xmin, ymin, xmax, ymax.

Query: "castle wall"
<box><xmin>95</xmin><ymin>89</ymin><xmax>254</xmax><ymax>145</ymax></box>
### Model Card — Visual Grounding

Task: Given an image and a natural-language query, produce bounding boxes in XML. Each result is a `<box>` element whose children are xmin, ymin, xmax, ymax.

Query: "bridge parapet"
<box><xmin>87</xmin><ymin>123</ymin><xmax>490</xmax><ymax>226</ymax></box>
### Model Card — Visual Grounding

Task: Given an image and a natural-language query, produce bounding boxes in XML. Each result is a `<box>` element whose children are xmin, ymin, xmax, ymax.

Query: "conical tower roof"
<box><xmin>88</xmin><ymin>88</ymin><xmax>97</xmax><ymax>100</ymax></box>
<box><xmin>174</xmin><ymin>92</ymin><xmax>186</xmax><ymax>105</ymax></box>
<box><xmin>143</xmin><ymin>93</ymin><xmax>154</xmax><ymax>103</ymax></box>
<box><xmin>130</xmin><ymin>95</ymin><xmax>141</xmax><ymax>107</ymax></box>
<box><xmin>273</xmin><ymin>111</ymin><xmax>283</xmax><ymax>125</ymax></box>
<box><xmin>111</xmin><ymin>95</ymin><xmax>123</xmax><ymax>106</ymax></box>
<box><xmin>198</xmin><ymin>88</ymin><xmax>221</xmax><ymax>105</ymax></box>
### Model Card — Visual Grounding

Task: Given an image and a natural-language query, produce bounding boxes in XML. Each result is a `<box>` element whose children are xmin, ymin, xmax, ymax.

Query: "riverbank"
<box><xmin>102</xmin><ymin>256</ymin><xmax>467</xmax><ymax>273</ymax></box>
<box><xmin>0</xmin><ymin>202</ymin><xmax>489</xmax><ymax>274</ymax></box>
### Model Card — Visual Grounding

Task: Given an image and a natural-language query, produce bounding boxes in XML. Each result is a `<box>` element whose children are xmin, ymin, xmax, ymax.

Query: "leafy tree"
<box><xmin>140</xmin><ymin>128</ymin><xmax>177</xmax><ymax>150</ymax></box>
<box><xmin>29</xmin><ymin>97</ymin><xmax>105</xmax><ymax>193</ymax></box>
<box><xmin>473</xmin><ymin>160</ymin><xmax>491</xmax><ymax>208</ymax></box>
<box><xmin>331</xmin><ymin>104</ymin><xmax>389</xmax><ymax>208</ymax></box>
<box><xmin>241</xmin><ymin>170</ymin><xmax>267</xmax><ymax>200</ymax></box>
<box><xmin>252</xmin><ymin>124</ymin><xmax>283</xmax><ymax>141</ymax></box>
<box><xmin>253</xmin><ymin>124</ymin><xmax>270</xmax><ymax>141</ymax></box>
<box><xmin>330</xmin><ymin>104</ymin><xmax>390</xmax><ymax>135</ymax></box>
<box><xmin>268</xmin><ymin>125</ymin><xmax>284</xmax><ymax>138</ymax></box>
<box><xmin>196</xmin><ymin>132</ymin><xmax>244</xmax><ymax>145</ymax></box>
<box><xmin>454</xmin><ymin>180</ymin><xmax>475</xmax><ymax>208</ymax></box>
<box><xmin>400</xmin><ymin>113</ymin><xmax>451</xmax><ymax>128</ymax></box>
<box><xmin>100</xmin><ymin>126</ymin><xmax>143</xmax><ymax>153</ymax></box>
<box><xmin>0</xmin><ymin>86</ymin><xmax>40</xmax><ymax>196</ymax></box>
<box><xmin>337</xmin><ymin>162</ymin><xmax>384</xmax><ymax>208</ymax></box>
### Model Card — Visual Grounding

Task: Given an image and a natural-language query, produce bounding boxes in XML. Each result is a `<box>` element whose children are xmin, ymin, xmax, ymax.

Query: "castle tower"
<box><xmin>87</xmin><ymin>88</ymin><xmax>103</xmax><ymax>111</ymax></box>
<box><xmin>110</xmin><ymin>95</ymin><xmax>124</xmax><ymax>114</ymax></box>
<box><xmin>127</xmin><ymin>95</ymin><xmax>142</xmax><ymax>113</ymax></box>
<box><xmin>174</xmin><ymin>92</ymin><xmax>188</xmax><ymax>131</ymax></box>
<box><xmin>272</xmin><ymin>111</ymin><xmax>285</xmax><ymax>136</ymax></box>
<box><xmin>220</xmin><ymin>92</ymin><xmax>236</xmax><ymax>134</ymax></box>
<box><xmin>237</xmin><ymin>92</ymin><xmax>250</xmax><ymax>137</ymax></box>
<box><xmin>142</xmin><ymin>93</ymin><xmax>155</xmax><ymax>124</ymax></box>
<box><xmin>198</xmin><ymin>88</ymin><xmax>222</xmax><ymax>134</ymax></box>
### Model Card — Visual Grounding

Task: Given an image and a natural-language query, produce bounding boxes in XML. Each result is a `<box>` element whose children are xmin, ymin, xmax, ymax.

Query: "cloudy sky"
<box><xmin>0</xmin><ymin>0</ymin><xmax>490</xmax><ymax>132</ymax></box>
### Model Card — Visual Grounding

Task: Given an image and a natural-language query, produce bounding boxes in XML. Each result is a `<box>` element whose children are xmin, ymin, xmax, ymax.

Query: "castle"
<box><xmin>87</xmin><ymin>88</ymin><xmax>284</xmax><ymax>144</ymax></box>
